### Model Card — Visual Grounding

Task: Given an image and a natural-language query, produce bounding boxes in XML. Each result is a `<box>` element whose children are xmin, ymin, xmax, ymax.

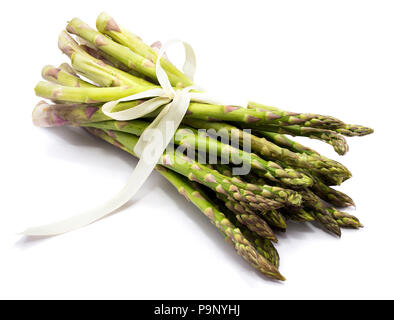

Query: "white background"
<box><xmin>1</xmin><ymin>0</ymin><xmax>393</xmax><ymax>299</ymax></box>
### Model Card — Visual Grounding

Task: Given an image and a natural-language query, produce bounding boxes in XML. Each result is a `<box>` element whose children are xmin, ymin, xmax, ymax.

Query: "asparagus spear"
<box><xmin>86</xmin><ymin>13</ymin><xmax>372</xmax><ymax>134</ymax></box>
<box><xmin>246</xmin><ymin>123</ymin><xmax>349</xmax><ymax>156</ymax></box>
<box><xmin>306</xmin><ymin>173</ymin><xmax>355</xmax><ymax>208</ymax></box>
<box><xmin>99</xmin><ymin>127</ymin><xmax>300</xmax><ymax>210</ymax></box>
<box><xmin>130</xmin><ymin>131</ymin><xmax>300</xmax><ymax>207</ymax></box>
<box><xmin>258</xmin><ymin>130</ymin><xmax>318</xmax><ymax>155</ymax></box>
<box><xmin>248</xmin><ymin>101</ymin><xmax>345</xmax><ymax>130</ymax></box>
<box><xmin>216</xmin><ymin>193</ymin><xmax>277</xmax><ymax>242</ymax></box>
<box><xmin>66</xmin><ymin>18</ymin><xmax>186</xmax><ymax>88</ymax></box>
<box><xmin>34</xmin><ymin>80</ymin><xmax>157</xmax><ymax>103</ymax></box>
<box><xmin>84</xmin><ymin>120</ymin><xmax>312</xmax><ymax>188</ymax></box>
<box><xmin>253</xmin><ymin>236</ymin><xmax>280</xmax><ymax>268</ymax></box>
<box><xmin>210</xmin><ymin>163</ymin><xmax>293</xmax><ymax>229</ymax></box>
<box><xmin>267</xmin><ymin>157</ymin><xmax>354</xmax><ymax>207</ymax></box>
<box><xmin>85</xmin><ymin>126</ymin><xmax>285</xmax><ymax>280</ymax></box>
<box><xmin>263</xmin><ymin>210</ymin><xmax>287</xmax><ymax>231</ymax></box>
<box><xmin>34</xmin><ymin>79</ymin><xmax>353</xmax><ymax>139</ymax></box>
<box><xmin>183</xmin><ymin>119</ymin><xmax>350</xmax><ymax>183</ymax></box>
<box><xmin>213</xmin><ymin>195</ymin><xmax>280</xmax><ymax>267</ymax></box>
<box><xmin>204</xmin><ymin>166</ymin><xmax>287</xmax><ymax>230</ymax></box>
<box><xmin>282</xmin><ymin>208</ymin><xmax>316</xmax><ymax>222</ymax></box>
<box><xmin>38</xmin><ymin>44</ymin><xmax>357</xmax><ymax>134</ymax></box>
<box><xmin>35</xmin><ymin>60</ymin><xmax>359</xmax><ymax>138</ymax></box>
<box><xmin>76</xmin><ymin>35</ymin><xmax>135</xmax><ymax>72</ymax></box>
<box><xmin>244</xmin><ymin>172</ymin><xmax>341</xmax><ymax>235</ymax></box>
<box><xmin>248</xmin><ymin>101</ymin><xmax>374</xmax><ymax>136</ymax></box>
<box><xmin>327</xmin><ymin>208</ymin><xmax>363</xmax><ymax>229</ymax></box>
<box><xmin>336</xmin><ymin>124</ymin><xmax>374</xmax><ymax>137</ymax></box>
<box><xmin>155</xmin><ymin>167</ymin><xmax>285</xmax><ymax>279</ymax></box>
<box><xmin>58</xmin><ymin>31</ymin><xmax>156</xmax><ymax>88</ymax></box>
<box><xmin>300</xmin><ymin>189</ymin><xmax>341</xmax><ymax>236</ymax></box>
<box><xmin>76</xmin><ymin>32</ymin><xmax>153</xmax><ymax>81</ymax></box>
<box><xmin>42</xmin><ymin>65</ymin><xmax>96</xmax><ymax>88</ymax></box>
<box><xmin>31</xmin><ymin>103</ymin><xmax>304</xmax><ymax>208</ymax></box>
<box><xmin>257</xmin><ymin>131</ymin><xmax>352</xmax><ymax>185</ymax></box>
<box><xmin>210</xmin><ymin>157</ymin><xmax>357</xmax><ymax>228</ymax></box>
<box><xmin>96</xmin><ymin>12</ymin><xmax>193</xmax><ymax>88</ymax></box>
<box><xmin>59</xmin><ymin>63</ymin><xmax>79</xmax><ymax>76</ymax></box>
<box><xmin>32</xmin><ymin>101</ymin><xmax>112</xmax><ymax>127</ymax></box>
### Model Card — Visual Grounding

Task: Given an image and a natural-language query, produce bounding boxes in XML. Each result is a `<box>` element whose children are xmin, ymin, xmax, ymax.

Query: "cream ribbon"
<box><xmin>23</xmin><ymin>40</ymin><xmax>225</xmax><ymax>236</ymax></box>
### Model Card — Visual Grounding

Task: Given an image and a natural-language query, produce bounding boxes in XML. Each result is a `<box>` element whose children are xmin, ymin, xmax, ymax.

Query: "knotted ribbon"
<box><xmin>23</xmin><ymin>40</ymin><xmax>226</xmax><ymax>236</ymax></box>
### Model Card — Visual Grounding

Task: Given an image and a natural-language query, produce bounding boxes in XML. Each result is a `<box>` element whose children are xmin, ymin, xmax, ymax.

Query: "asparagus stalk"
<box><xmin>257</xmin><ymin>131</ymin><xmax>352</xmax><ymax>185</ymax></box>
<box><xmin>209</xmin><ymin>163</ymin><xmax>287</xmax><ymax>230</ymax></box>
<box><xmin>248</xmin><ymin>101</ymin><xmax>345</xmax><ymax>130</ymax></box>
<box><xmin>210</xmin><ymin>163</ymin><xmax>293</xmax><ymax>229</ymax></box>
<box><xmin>33</xmin><ymin>72</ymin><xmax>356</xmax><ymax>144</ymax></box>
<box><xmin>213</xmin><ymin>195</ymin><xmax>280</xmax><ymax>267</ymax></box>
<box><xmin>79</xmin><ymin>43</ymin><xmax>135</xmax><ymax>74</ymax></box>
<box><xmin>306</xmin><ymin>172</ymin><xmax>355</xmax><ymax>208</ymax></box>
<box><xmin>253</xmin><ymin>237</ymin><xmax>280</xmax><ymax>268</ymax></box>
<box><xmin>128</xmin><ymin>130</ymin><xmax>301</xmax><ymax>207</ymax></box>
<box><xmin>336</xmin><ymin>124</ymin><xmax>374</xmax><ymax>137</ymax></box>
<box><xmin>300</xmin><ymin>190</ymin><xmax>341</xmax><ymax>236</ymax></box>
<box><xmin>216</xmin><ymin>193</ymin><xmax>277</xmax><ymax>242</ymax></box>
<box><xmin>258</xmin><ymin>130</ymin><xmax>318</xmax><ymax>155</ymax></box>
<box><xmin>86</xmin><ymin>125</ymin><xmax>284</xmax><ymax>279</ymax></box>
<box><xmin>31</xmin><ymin>103</ymin><xmax>303</xmax><ymax>208</ymax></box>
<box><xmin>32</xmin><ymin>101</ymin><xmax>112</xmax><ymax>127</ymax></box>
<box><xmin>58</xmin><ymin>31</ymin><xmax>156</xmax><ymax>88</ymax></box>
<box><xmin>263</xmin><ymin>210</ymin><xmax>287</xmax><ymax>231</ymax></box>
<box><xmin>75</xmin><ymin>34</ymin><xmax>136</xmax><ymax>72</ymax></box>
<box><xmin>85</xmin><ymin>120</ymin><xmax>312</xmax><ymax>188</ymax></box>
<box><xmin>246</xmin><ymin>123</ymin><xmax>349</xmax><ymax>156</ymax></box>
<box><xmin>244</xmin><ymin>172</ymin><xmax>341</xmax><ymax>235</ymax></box>
<box><xmin>66</xmin><ymin>18</ymin><xmax>186</xmax><ymax>88</ymax></box>
<box><xmin>103</xmin><ymin>128</ymin><xmax>299</xmax><ymax>210</ymax></box>
<box><xmin>59</xmin><ymin>63</ymin><xmax>79</xmax><ymax>75</ymax></box>
<box><xmin>327</xmin><ymin>208</ymin><xmax>363</xmax><ymax>229</ymax></box>
<box><xmin>248</xmin><ymin>101</ymin><xmax>373</xmax><ymax>136</ymax></box>
<box><xmin>213</xmin><ymin>159</ymin><xmax>357</xmax><ymax>228</ymax></box>
<box><xmin>34</xmin><ymin>81</ymin><xmax>156</xmax><ymax>103</ymax></box>
<box><xmin>282</xmin><ymin>208</ymin><xmax>316</xmax><ymax>222</ymax></box>
<box><xmin>37</xmin><ymin>57</ymin><xmax>357</xmax><ymax>133</ymax></box>
<box><xmin>78</xmin><ymin>41</ymin><xmax>153</xmax><ymax>81</ymax></box>
<box><xmin>96</xmin><ymin>12</ymin><xmax>193</xmax><ymax>88</ymax></box>
<box><xmin>94</xmin><ymin>12</ymin><xmax>372</xmax><ymax>134</ymax></box>
<box><xmin>42</xmin><ymin>65</ymin><xmax>96</xmax><ymax>88</ymax></box>
<box><xmin>183</xmin><ymin>119</ymin><xmax>350</xmax><ymax>184</ymax></box>
<box><xmin>155</xmin><ymin>167</ymin><xmax>285</xmax><ymax>279</ymax></box>
<box><xmin>85</xmin><ymin>126</ymin><xmax>285</xmax><ymax>280</ymax></box>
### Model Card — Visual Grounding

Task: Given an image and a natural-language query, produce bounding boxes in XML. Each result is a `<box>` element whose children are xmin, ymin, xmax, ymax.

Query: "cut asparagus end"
<box><xmin>32</xmin><ymin>101</ymin><xmax>52</xmax><ymax>127</ymax></box>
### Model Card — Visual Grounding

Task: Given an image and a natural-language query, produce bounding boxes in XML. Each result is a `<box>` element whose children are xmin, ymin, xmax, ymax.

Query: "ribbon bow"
<box><xmin>23</xmin><ymin>40</ymin><xmax>223</xmax><ymax>236</ymax></box>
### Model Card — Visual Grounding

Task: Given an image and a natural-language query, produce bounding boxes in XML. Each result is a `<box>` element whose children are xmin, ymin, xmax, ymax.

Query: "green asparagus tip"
<box><xmin>277</xmin><ymin>273</ymin><xmax>286</xmax><ymax>281</ymax></box>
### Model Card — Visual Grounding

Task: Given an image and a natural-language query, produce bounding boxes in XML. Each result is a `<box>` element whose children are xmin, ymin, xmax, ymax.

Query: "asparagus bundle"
<box><xmin>30</xmin><ymin>13</ymin><xmax>373</xmax><ymax>281</ymax></box>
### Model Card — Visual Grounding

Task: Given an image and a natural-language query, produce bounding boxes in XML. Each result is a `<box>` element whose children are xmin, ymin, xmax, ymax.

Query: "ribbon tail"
<box><xmin>22</xmin><ymin>158</ymin><xmax>158</xmax><ymax>236</ymax></box>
